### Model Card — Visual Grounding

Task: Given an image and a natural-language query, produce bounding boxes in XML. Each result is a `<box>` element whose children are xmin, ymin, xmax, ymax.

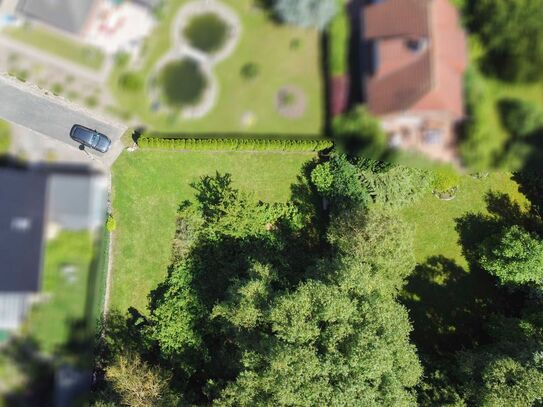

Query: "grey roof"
<box><xmin>132</xmin><ymin>0</ymin><xmax>162</xmax><ymax>9</ymax></box>
<box><xmin>0</xmin><ymin>169</ymin><xmax>46</xmax><ymax>293</ymax></box>
<box><xmin>17</xmin><ymin>0</ymin><xmax>96</xmax><ymax>34</ymax></box>
<box><xmin>47</xmin><ymin>174</ymin><xmax>107</xmax><ymax>231</ymax></box>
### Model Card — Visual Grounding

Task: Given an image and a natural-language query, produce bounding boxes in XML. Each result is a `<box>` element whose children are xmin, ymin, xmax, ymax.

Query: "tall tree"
<box><xmin>479</xmin><ymin>225</ymin><xmax>543</xmax><ymax>285</ymax></box>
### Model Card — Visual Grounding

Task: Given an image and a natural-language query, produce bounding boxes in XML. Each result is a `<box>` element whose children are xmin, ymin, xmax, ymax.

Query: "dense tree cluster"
<box><xmin>93</xmin><ymin>153</ymin><xmax>427</xmax><ymax>406</ymax></box>
<box><xmin>467</xmin><ymin>0</ymin><xmax>543</xmax><ymax>83</ymax></box>
<box><xmin>92</xmin><ymin>149</ymin><xmax>543</xmax><ymax>406</ymax></box>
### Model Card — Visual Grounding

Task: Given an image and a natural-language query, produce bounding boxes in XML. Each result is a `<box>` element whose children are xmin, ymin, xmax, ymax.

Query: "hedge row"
<box><xmin>137</xmin><ymin>137</ymin><xmax>333</xmax><ymax>152</ymax></box>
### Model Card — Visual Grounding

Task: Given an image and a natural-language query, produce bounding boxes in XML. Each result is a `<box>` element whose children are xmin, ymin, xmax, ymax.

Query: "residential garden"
<box><xmin>109</xmin><ymin>0</ymin><xmax>323</xmax><ymax>135</ymax></box>
<box><xmin>0</xmin><ymin>230</ymin><xmax>109</xmax><ymax>400</ymax></box>
<box><xmin>109</xmin><ymin>150</ymin><xmax>317</xmax><ymax>312</ymax></box>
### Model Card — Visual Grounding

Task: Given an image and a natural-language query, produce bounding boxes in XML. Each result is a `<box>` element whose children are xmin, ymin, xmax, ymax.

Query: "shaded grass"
<box><xmin>5</xmin><ymin>26</ymin><xmax>105</xmax><ymax>71</ymax></box>
<box><xmin>23</xmin><ymin>232</ymin><xmax>94</xmax><ymax>354</ymax></box>
<box><xmin>109</xmin><ymin>0</ymin><xmax>323</xmax><ymax>135</ymax></box>
<box><xmin>110</xmin><ymin>150</ymin><xmax>315</xmax><ymax>312</ymax></box>
<box><xmin>401</xmin><ymin>173</ymin><xmax>529</xmax><ymax>355</ymax></box>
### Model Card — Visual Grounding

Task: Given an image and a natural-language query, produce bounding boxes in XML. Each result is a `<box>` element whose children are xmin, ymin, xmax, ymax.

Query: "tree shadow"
<box><xmin>1</xmin><ymin>336</ymin><xmax>55</xmax><ymax>406</ymax></box>
<box><xmin>403</xmin><ymin>256</ymin><xmax>511</xmax><ymax>357</ymax></box>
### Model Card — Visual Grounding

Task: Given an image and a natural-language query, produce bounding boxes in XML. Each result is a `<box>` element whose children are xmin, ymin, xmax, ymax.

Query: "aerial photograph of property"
<box><xmin>0</xmin><ymin>0</ymin><xmax>542</xmax><ymax>405</ymax></box>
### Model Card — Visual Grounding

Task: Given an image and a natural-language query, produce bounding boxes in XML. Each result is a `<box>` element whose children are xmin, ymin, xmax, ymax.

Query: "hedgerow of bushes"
<box><xmin>137</xmin><ymin>137</ymin><xmax>333</xmax><ymax>151</ymax></box>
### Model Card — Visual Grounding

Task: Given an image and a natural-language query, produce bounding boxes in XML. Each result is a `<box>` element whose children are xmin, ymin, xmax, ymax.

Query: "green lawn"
<box><xmin>402</xmin><ymin>172</ymin><xmax>529</xmax><ymax>269</ymax></box>
<box><xmin>4</xmin><ymin>26</ymin><xmax>105</xmax><ymax>70</ymax></box>
<box><xmin>401</xmin><ymin>172</ymin><xmax>530</xmax><ymax>355</ymax></box>
<box><xmin>109</xmin><ymin>0</ymin><xmax>323</xmax><ymax>135</ymax></box>
<box><xmin>23</xmin><ymin>232</ymin><xmax>94</xmax><ymax>354</ymax></box>
<box><xmin>110</xmin><ymin>150</ymin><xmax>315</xmax><ymax>312</ymax></box>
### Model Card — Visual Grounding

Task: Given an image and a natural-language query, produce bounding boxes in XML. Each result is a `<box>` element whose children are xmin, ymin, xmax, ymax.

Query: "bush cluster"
<box><xmin>138</xmin><ymin>137</ymin><xmax>333</xmax><ymax>152</ymax></box>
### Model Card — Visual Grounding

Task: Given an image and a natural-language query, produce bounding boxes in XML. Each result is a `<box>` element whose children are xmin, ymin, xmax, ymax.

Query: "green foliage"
<box><xmin>468</xmin><ymin>0</ymin><xmax>543</xmax><ymax>82</ymax></box>
<box><xmin>105</xmin><ymin>353</ymin><xmax>177</xmax><ymax>407</ymax></box>
<box><xmin>311</xmin><ymin>153</ymin><xmax>371</xmax><ymax>210</ymax></box>
<box><xmin>328</xmin><ymin>208</ymin><xmax>416</xmax><ymax>296</ymax></box>
<box><xmin>479</xmin><ymin>225</ymin><xmax>543</xmax><ymax>284</ymax></box>
<box><xmin>183</xmin><ymin>13</ymin><xmax>229</xmax><ymax>54</ymax></box>
<box><xmin>159</xmin><ymin>59</ymin><xmax>207</xmax><ymax>107</ymax></box>
<box><xmin>274</xmin><ymin>0</ymin><xmax>337</xmax><ymax>30</ymax></box>
<box><xmin>460</xmin><ymin>67</ymin><xmax>501</xmax><ymax>171</ymax></box>
<box><xmin>137</xmin><ymin>136</ymin><xmax>333</xmax><ymax>152</ymax></box>
<box><xmin>328</xmin><ymin>4</ymin><xmax>349</xmax><ymax>76</ymax></box>
<box><xmin>332</xmin><ymin>106</ymin><xmax>388</xmax><ymax>159</ymax></box>
<box><xmin>432</xmin><ymin>166</ymin><xmax>460</xmax><ymax>193</ymax></box>
<box><xmin>106</xmin><ymin>215</ymin><xmax>116</xmax><ymax>233</ymax></box>
<box><xmin>240</xmin><ymin>62</ymin><xmax>260</xmax><ymax>80</ymax></box>
<box><xmin>359</xmin><ymin>164</ymin><xmax>433</xmax><ymax>209</ymax></box>
<box><xmin>309</xmin><ymin>161</ymin><xmax>333</xmax><ymax>194</ymax></box>
<box><xmin>118</xmin><ymin>71</ymin><xmax>143</xmax><ymax>92</ymax></box>
<box><xmin>456</xmin><ymin>312</ymin><xmax>543</xmax><ymax>407</ymax></box>
<box><xmin>498</xmin><ymin>98</ymin><xmax>543</xmax><ymax>138</ymax></box>
<box><xmin>0</xmin><ymin>120</ymin><xmax>11</xmax><ymax>155</ymax></box>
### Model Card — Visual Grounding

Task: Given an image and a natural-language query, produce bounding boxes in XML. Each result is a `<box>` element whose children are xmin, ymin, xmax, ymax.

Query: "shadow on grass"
<box><xmin>405</xmin><ymin>191</ymin><xmax>532</xmax><ymax>357</ymax></box>
<box><xmin>403</xmin><ymin>256</ymin><xmax>508</xmax><ymax>357</ymax></box>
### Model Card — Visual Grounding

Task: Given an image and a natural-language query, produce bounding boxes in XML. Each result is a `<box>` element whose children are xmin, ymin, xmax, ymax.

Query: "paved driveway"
<box><xmin>0</xmin><ymin>75</ymin><xmax>126</xmax><ymax>167</ymax></box>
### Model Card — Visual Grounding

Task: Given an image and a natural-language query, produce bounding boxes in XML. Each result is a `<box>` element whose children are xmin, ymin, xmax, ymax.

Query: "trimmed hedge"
<box><xmin>137</xmin><ymin>137</ymin><xmax>333</xmax><ymax>152</ymax></box>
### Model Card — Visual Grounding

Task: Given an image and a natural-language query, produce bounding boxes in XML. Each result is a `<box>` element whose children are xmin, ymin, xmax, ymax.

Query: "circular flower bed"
<box><xmin>158</xmin><ymin>58</ymin><xmax>207</xmax><ymax>107</ymax></box>
<box><xmin>183</xmin><ymin>12</ymin><xmax>229</xmax><ymax>54</ymax></box>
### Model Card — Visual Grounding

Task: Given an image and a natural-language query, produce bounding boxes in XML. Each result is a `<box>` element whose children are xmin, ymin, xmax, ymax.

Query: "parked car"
<box><xmin>70</xmin><ymin>125</ymin><xmax>111</xmax><ymax>153</ymax></box>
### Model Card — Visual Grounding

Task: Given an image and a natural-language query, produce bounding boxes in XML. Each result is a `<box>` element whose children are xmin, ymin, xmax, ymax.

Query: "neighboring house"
<box><xmin>0</xmin><ymin>168</ymin><xmax>107</xmax><ymax>335</ymax></box>
<box><xmin>16</xmin><ymin>0</ymin><xmax>98</xmax><ymax>35</ymax></box>
<box><xmin>14</xmin><ymin>0</ymin><xmax>156</xmax><ymax>55</ymax></box>
<box><xmin>361</xmin><ymin>0</ymin><xmax>467</xmax><ymax>162</ymax></box>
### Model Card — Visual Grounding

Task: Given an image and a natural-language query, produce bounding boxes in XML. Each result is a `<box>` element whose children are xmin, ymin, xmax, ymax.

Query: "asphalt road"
<box><xmin>0</xmin><ymin>76</ymin><xmax>126</xmax><ymax>165</ymax></box>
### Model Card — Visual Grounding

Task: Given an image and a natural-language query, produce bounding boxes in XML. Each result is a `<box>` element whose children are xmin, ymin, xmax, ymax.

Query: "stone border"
<box><xmin>147</xmin><ymin>0</ymin><xmax>241</xmax><ymax>119</ymax></box>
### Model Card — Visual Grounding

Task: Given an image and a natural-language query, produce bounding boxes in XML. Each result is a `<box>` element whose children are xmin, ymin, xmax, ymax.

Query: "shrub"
<box><xmin>159</xmin><ymin>59</ymin><xmax>207</xmax><ymax>107</ymax></box>
<box><xmin>328</xmin><ymin>4</ymin><xmax>349</xmax><ymax>76</ymax></box>
<box><xmin>85</xmin><ymin>96</ymin><xmax>99</xmax><ymax>108</ymax></box>
<box><xmin>118</xmin><ymin>71</ymin><xmax>143</xmax><ymax>92</ymax></box>
<box><xmin>183</xmin><ymin>13</ymin><xmax>229</xmax><ymax>54</ymax></box>
<box><xmin>498</xmin><ymin>98</ymin><xmax>543</xmax><ymax>138</ymax></box>
<box><xmin>432</xmin><ymin>165</ymin><xmax>460</xmax><ymax>193</ymax></box>
<box><xmin>240</xmin><ymin>63</ymin><xmax>260</xmax><ymax>80</ymax></box>
<box><xmin>51</xmin><ymin>83</ymin><xmax>63</xmax><ymax>95</ymax></box>
<box><xmin>274</xmin><ymin>0</ymin><xmax>337</xmax><ymax>30</ymax></box>
<box><xmin>469</xmin><ymin>0</ymin><xmax>543</xmax><ymax>83</ymax></box>
<box><xmin>333</xmin><ymin>106</ymin><xmax>388</xmax><ymax>159</ymax></box>
<box><xmin>115</xmin><ymin>52</ymin><xmax>131</xmax><ymax>68</ymax></box>
<box><xmin>137</xmin><ymin>137</ymin><xmax>332</xmax><ymax>152</ymax></box>
<box><xmin>106</xmin><ymin>215</ymin><xmax>116</xmax><ymax>232</ymax></box>
<box><xmin>290</xmin><ymin>38</ymin><xmax>302</xmax><ymax>50</ymax></box>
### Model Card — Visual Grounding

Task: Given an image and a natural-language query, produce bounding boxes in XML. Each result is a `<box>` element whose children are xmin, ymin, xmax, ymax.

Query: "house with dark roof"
<box><xmin>361</xmin><ymin>0</ymin><xmax>468</xmax><ymax>162</ymax></box>
<box><xmin>0</xmin><ymin>169</ymin><xmax>47</xmax><ymax>330</ymax></box>
<box><xmin>16</xmin><ymin>0</ymin><xmax>98</xmax><ymax>35</ymax></box>
<box><xmin>0</xmin><ymin>168</ymin><xmax>107</xmax><ymax>333</ymax></box>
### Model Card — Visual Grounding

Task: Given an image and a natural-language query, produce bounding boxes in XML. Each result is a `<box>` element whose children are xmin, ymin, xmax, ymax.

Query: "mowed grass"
<box><xmin>401</xmin><ymin>173</ymin><xmax>531</xmax><ymax>354</ymax></box>
<box><xmin>23</xmin><ymin>232</ymin><xmax>94</xmax><ymax>354</ymax></box>
<box><xmin>402</xmin><ymin>172</ymin><xmax>529</xmax><ymax>269</ymax></box>
<box><xmin>109</xmin><ymin>0</ymin><xmax>323</xmax><ymax>135</ymax></box>
<box><xmin>4</xmin><ymin>26</ymin><xmax>105</xmax><ymax>70</ymax></box>
<box><xmin>110</xmin><ymin>150</ymin><xmax>315</xmax><ymax>312</ymax></box>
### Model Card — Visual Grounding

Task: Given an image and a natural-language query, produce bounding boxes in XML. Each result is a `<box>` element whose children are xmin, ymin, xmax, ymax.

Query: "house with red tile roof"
<box><xmin>362</xmin><ymin>0</ymin><xmax>467</xmax><ymax>162</ymax></box>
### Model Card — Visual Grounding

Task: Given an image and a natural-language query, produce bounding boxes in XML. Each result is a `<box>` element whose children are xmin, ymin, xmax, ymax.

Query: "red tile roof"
<box><xmin>363</xmin><ymin>0</ymin><xmax>467</xmax><ymax>119</ymax></box>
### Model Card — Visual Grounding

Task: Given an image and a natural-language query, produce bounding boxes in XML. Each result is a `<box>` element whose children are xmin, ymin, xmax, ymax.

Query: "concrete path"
<box><xmin>0</xmin><ymin>74</ymin><xmax>126</xmax><ymax>167</ymax></box>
